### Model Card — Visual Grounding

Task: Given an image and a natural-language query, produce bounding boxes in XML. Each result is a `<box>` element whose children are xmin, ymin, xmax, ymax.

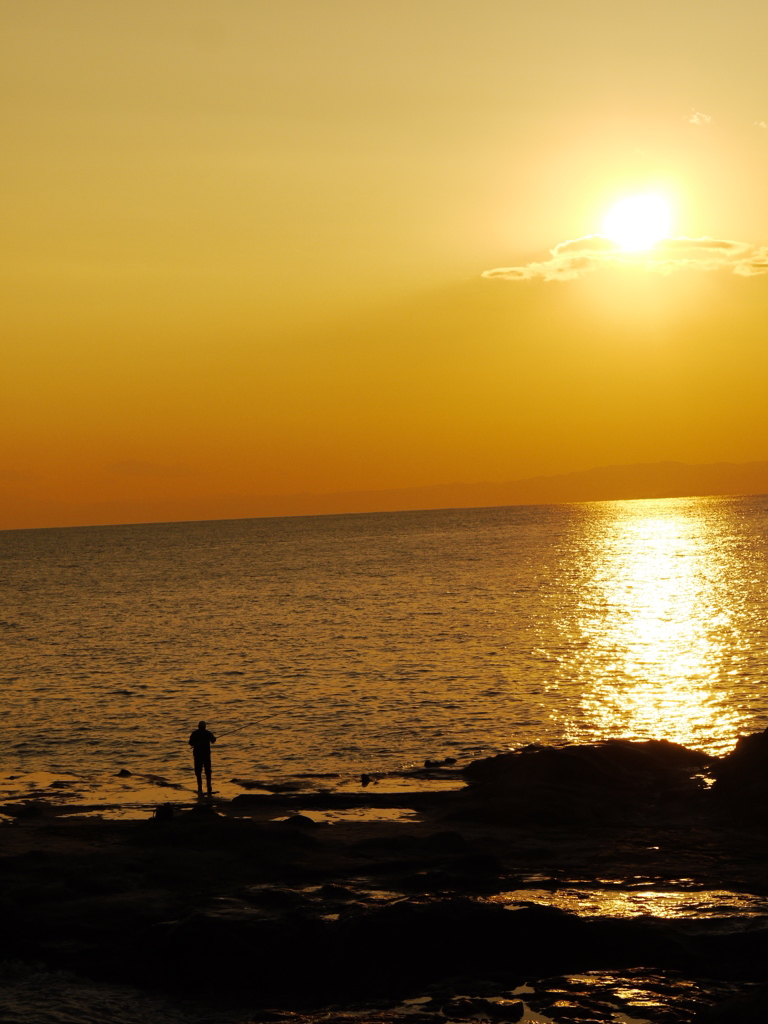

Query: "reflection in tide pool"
<box><xmin>495</xmin><ymin>887</ymin><xmax>768</xmax><ymax>920</ymax></box>
<box><xmin>549</xmin><ymin>499</ymin><xmax>760</xmax><ymax>754</ymax></box>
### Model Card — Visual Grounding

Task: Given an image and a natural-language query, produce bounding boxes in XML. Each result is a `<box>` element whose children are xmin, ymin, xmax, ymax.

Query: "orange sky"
<box><xmin>3</xmin><ymin>1</ymin><xmax>768</xmax><ymax>529</ymax></box>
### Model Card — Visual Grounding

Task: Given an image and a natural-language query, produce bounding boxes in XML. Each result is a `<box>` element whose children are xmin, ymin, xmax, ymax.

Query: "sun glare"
<box><xmin>603</xmin><ymin>195</ymin><xmax>672</xmax><ymax>252</ymax></box>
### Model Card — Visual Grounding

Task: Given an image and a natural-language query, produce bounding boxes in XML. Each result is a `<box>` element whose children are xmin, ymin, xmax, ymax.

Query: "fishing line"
<box><xmin>216</xmin><ymin>711</ymin><xmax>285</xmax><ymax>738</ymax></box>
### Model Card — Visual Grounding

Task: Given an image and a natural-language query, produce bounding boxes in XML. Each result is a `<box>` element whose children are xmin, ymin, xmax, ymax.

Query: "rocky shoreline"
<box><xmin>4</xmin><ymin>736</ymin><xmax>768</xmax><ymax>1023</ymax></box>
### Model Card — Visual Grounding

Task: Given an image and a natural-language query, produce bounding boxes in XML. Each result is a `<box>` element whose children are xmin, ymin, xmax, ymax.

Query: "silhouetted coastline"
<box><xmin>4</xmin><ymin>736</ymin><xmax>768</xmax><ymax>1022</ymax></box>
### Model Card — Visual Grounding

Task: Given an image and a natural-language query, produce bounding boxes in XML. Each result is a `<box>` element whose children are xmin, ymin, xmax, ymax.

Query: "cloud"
<box><xmin>482</xmin><ymin>235</ymin><xmax>768</xmax><ymax>282</ymax></box>
<box><xmin>755</xmin><ymin>121</ymin><xmax>768</xmax><ymax>129</ymax></box>
<box><xmin>551</xmin><ymin>235</ymin><xmax>619</xmax><ymax>257</ymax></box>
<box><xmin>688</xmin><ymin>110</ymin><xmax>712</xmax><ymax>126</ymax></box>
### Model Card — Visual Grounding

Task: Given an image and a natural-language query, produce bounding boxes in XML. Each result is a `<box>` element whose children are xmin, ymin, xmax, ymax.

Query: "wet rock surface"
<box><xmin>3</xmin><ymin>738</ymin><xmax>768</xmax><ymax>1022</ymax></box>
<box><xmin>460</xmin><ymin>739</ymin><xmax>714</xmax><ymax>826</ymax></box>
<box><xmin>712</xmin><ymin>729</ymin><xmax>768</xmax><ymax>813</ymax></box>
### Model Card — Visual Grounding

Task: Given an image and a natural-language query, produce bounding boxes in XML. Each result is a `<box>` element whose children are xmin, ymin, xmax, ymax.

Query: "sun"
<box><xmin>603</xmin><ymin>195</ymin><xmax>672</xmax><ymax>251</ymax></box>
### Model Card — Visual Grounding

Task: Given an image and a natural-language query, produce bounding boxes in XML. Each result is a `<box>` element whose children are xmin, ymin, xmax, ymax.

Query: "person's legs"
<box><xmin>194</xmin><ymin>756</ymin><xmax>204</xmax><ymax>792</ymax></box>
<box><xmin>203</xmin><ymin>754</ymin><xmax>212</xmax><ymax>793</ymax></box>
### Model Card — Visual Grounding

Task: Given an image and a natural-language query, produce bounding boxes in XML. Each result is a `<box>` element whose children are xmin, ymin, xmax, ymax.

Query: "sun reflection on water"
<box><xmin>555</xmin><ymin>499</ymin><xmax>752</xmax><ymax>755</ymax></box>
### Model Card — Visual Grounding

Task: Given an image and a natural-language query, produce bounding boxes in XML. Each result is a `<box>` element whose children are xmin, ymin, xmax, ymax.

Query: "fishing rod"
<box><xmin>209</xmin><ymin>686</ymin><xmax>302</xmax><ymax>741</ymax></box>
<box><xmin>216</xmin><ymin>710</ymin><xmax>285</xmax><ymax>739</ymax></box>
<box><xmin>212</xmin><ymin>694</ymin><xmax>341</xmax><ymax>740</ymax></box>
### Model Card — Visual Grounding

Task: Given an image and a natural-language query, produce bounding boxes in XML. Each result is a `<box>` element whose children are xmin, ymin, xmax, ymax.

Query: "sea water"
<box><xmin>2</xmin><ymin>494</ymin><xmax>768</xmax><ymax>809</ymax></box>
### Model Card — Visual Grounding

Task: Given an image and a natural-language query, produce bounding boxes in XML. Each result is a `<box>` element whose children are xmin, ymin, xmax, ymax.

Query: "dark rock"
<box><xmin>350</xmin><ymin>834</ymin><xmax>421</xmax><ymax>858</ymax></box>
<box><xmin>336</xmin><ymin>899</ymin><xmax>368</xmax><ymax>916</ymax></box>
<box><xmin>249</xmin><ymin>1011</ymin><xmax>303</xmax><ymax>1019</ymax></box>
<box><xmin>460</xmin><ymin>739</ymin><xmax>712</xmax><ymax>823</ymax></box>
<box><xmin>694</xmin><ymin>982</ymin><xmax>768</xmax><ymax>1021</ymax></box>
<box><xmin>152</xmin><ymin>803</ymin><xmax>175</xmax><ymax>821</ymax></box>
<box><xmin>485</xmin><ymin>999</ymin><xmax>524</xmax><ymax>1020</ymax></box>
<box><xmin>132</xmin><ymin>806</ymin><xmax>272</xmax><ymax>852</ymax></box>
<box><xmin>146</xmin><ymin>903</ymin><xmax>330</xmax><ymax>993</ymax></box>
<box><xmin>452</xmin><ymin>853</ymin><xmax>503</xmax><ymax>877</ymax></box>
<box><xmin>280</xmin><ymin>814</ymin><xmax>319</xmax><ymax>829</ymax></box>
<box><xmin>712</xmin><ymin>731</ymin><xmax>768</xmax><ymax>809</ymax></box>
<box><xmin>421</xmin><ymin>831</ymin><xmax>469</xmax><ymax>854</ymax></box>
<box><xmin>401</xmin><ymin>854</ymin><xmax>503</xmax><ymax>893</ymax></box>
<box><xmin>333</xmin><ymin>899</ymin><xmax>587</xmax><ymax>992</ymax></box>
<box><xmin>230</xmin><ymin>779</ymin><xmax>274</xmax><ymax>790</ymax></box>
<box><xmin>248</xmin><ymin>1012</ymin><xmax>303</xmax><ymax>1022</ymax></box>
<box><xmin>0</xmin><ymin>800</ymin><xmax>51</xmax><ymax>818</ymax></box>
<box><xmin>144</xmin><ymin>774</ymin><xmax>182</xmax><ymax>789</ymax></box>
<box><xmin>538</xmin><ymin>1004</ymin><xmax>612</xmax><ymax>1021</ymax></box>
<box><xmin>189</xmin><ymin>802</ymin><xmax>218</xmax><ymax>817</ymax></box>
<box><xmin>116</xmin><ymin>768</ymin><xmax>132</xmax><ymax>777</ymax></box>
<box><xmin>242</xmin><ymin>886</ymin><xmax>312</xmax><ymax>911</ymax></box>
<box><xmin>231</xmin><ymin>792</ymin><xmax>274</xmax><ymax>806</ymax></box>
<box><xmin>442</xmin><ymin>996</ymin><xmax>487</xmax><ymax>1018</ymax></box>
<box><xmin>318</xmin><ymin>884</ymin><xmax>358</xmax><ymax>900</ymax></box>
<box><xmin>442</xmin><ymin>997</ymin><xmax>524</xmax><ymax>1021</ymax></box>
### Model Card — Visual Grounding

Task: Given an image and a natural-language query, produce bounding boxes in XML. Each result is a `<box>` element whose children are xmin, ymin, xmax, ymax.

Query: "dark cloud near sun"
<box><xmin>483</xmin><ymin>235</ymin><xmax>768</xmax><ymax>283</ymax></box>
<box><xmin>659</xmin><ymin>237</ymin><xmax>749</xmax><ymax>253</ymax></box>
<box><xmin>551</xmin><ymin>235</ymin><xmax>619</xmax><ymax>257</ymax></box>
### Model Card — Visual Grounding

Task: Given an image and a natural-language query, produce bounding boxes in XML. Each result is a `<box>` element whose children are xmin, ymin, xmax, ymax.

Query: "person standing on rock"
<box><xmin>189</xmin><ymin>720</ymin><xmax>216</xmax><ymax>795</ymax></box>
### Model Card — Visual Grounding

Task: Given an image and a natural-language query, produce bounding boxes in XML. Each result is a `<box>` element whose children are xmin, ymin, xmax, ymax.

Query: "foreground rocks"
<box><xmin>460</xmin><ymin>738</ymin><xmax>714</xmax><ymax>825</ymax></box>
<box><xmin>3</xmin><ymin>737</ymin><xmax>768</xmax><ymax>1022</ymax></box>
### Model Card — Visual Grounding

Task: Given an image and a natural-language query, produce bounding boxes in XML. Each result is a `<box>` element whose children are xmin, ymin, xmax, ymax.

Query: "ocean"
<box><xmin>2</xmin><ymin>494</ymin><xmax>768</xmax><ymax>813</ymax></box>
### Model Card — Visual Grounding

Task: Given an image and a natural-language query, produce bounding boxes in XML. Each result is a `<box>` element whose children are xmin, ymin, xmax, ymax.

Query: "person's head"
<box><xmin>198</xmin><ymin>720</ymin><xmax>206</xmax><ymax>730</ymax></box>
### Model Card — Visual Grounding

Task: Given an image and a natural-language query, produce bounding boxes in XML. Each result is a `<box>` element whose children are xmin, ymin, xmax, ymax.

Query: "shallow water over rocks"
<box><xmin>0</xmin><ymin>961</ymin><xmax>755</xmax><ymax>1024</ymax></box>
<box><xmin>5</xmin><ymin>738</ymin><xmax>768</xmax><ymax>1024</ymax></box>
<box><xmin>491</xmin><ymin>887</ymin><xmax>768</xmax><ymax>922</ymax></box>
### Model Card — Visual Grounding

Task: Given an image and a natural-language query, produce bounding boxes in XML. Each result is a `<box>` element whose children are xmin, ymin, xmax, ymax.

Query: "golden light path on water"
<box><xmin>553</xmin><ymin>499</ymin><xmax>751</xmax><ymax>755</ymax></box>
<box><xmin>2</xmin><ymin>495</ymin><xmax>767</xmax><ymax>792</ymax></box>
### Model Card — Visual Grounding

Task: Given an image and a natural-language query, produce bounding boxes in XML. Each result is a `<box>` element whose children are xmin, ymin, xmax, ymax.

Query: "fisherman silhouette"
<box><xmin>189</xmin><ymin>720</ymin><xmax>216</xmax><ymax>795</ymax></box>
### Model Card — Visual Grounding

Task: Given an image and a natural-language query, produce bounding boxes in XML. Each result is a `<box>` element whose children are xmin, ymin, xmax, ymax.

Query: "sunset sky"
<box><xmin>3</xmin><ymin>0</ymin><xmax>768</xmax><ymax>529</ymax></box>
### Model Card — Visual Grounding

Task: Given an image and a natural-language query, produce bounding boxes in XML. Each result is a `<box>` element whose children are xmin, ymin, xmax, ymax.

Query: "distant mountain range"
<box><xmin>244</xmin><ymin>460</ymin><xmax>768</xmax><ymax>518</ymax></box>
<box><xmin>5</xmin><ymin>461</ymin><xmax>768</xmax><ymax>530</ymax></box>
